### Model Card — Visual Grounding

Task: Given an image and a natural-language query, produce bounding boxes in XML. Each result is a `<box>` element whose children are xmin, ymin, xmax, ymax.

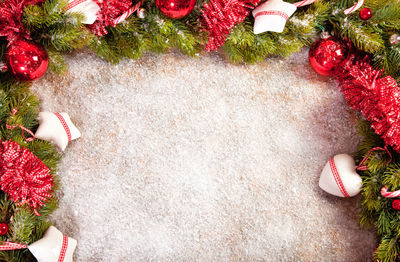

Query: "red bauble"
<box><xmin>6</xmin><ymin>40</ymin><xmax>48</xmax><ymax>81</ymax></box>
<box><xmin>393</xmin><ymin>200</ymin><xmax>400</xmax><ymax>210</ymax></box>
<box><xmin>0</xmin><ymin>223</ymin><xmax>8</xmax><ymax>236</ymax></box>
<box><xmin>359</xmin><ymin>7</ymin><xmax>372</xmax><ymax>20</ymax></box>
<box><xmin>309</xmin><ymin>37</ymin><xmax>349</xmax><ymax>76</ymax></box>
<box><xmin>156</xmin><ymin>0</ymin><xmax>196</xmax><ymax>19</ymax></box>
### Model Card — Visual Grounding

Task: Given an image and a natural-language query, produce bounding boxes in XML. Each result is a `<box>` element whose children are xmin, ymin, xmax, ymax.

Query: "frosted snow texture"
<box><xmin>32</xmin><ymin>50</ymin><xmax>375</xmax><ymax>261</ymax></box>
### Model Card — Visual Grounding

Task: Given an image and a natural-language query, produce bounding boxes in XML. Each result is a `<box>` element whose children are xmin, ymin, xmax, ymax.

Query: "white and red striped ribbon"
<box><xmin>66</xmin><ymin>0</ymin><xmax>87</xmax><ymax>11</ymax></box>
<box><xmin>293</xmin><ymin>0</ymin><xmax>364</xmax><ymax>15</ymax></box>
<box><xmin>6</xmin><ymin>108</ymin><xmax>35</xmax><ymax>142</ymax></box>
<box><xmin>112</xmin><ymin>0</ymin><xmax>144</xmax><ymax>26</ymax></box>
<box><xmin>0</xmin><ymin>237</ymin><xmax>68</xmax><ymax>261</ymax></box>
<box><xmin>381</xmin><ymin>186</ymin><xmax>400</xmax><ymax>198</ymax></box>
<box><xmin>254</xmin><ymin>10</ymin><xmax>289</xmax><ymax>20</ymax></box>
<box><xmin>58</xmin><ymin>235</ymin><xmax>69</xmax><ymax>262</ymax></box>
<box><xmin>54</xmin><ymin>113</ymin><xmax>72</xmax><ymax>143</ymax></box>
<box><xmin>0</xmin><ymin>242</ymin><xmax>27</xmax><ymax>251</ymax></box>
<box><xmin>329</xmin><ymin>158</ymin><xmax>350</xmax><ymax>197</ymax></box>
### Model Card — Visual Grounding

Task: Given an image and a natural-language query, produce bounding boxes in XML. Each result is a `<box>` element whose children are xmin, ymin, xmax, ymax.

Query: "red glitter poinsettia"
<box><xmin>336</xmin><ymin>55</ymin><xmax>400</xmax><ymax>152</ymax></box>
<box><xmin>0</xmin><ymin>0</ymin><xmax>44</xmax><ymax>44</ymax></box>
<box><xmin>201</xmin><ymin>0</ymin><xmax>261</xmax><ymax>51</ymax></box>
<box><xmin>0</xmin><ymin>140</ymin><xmax>54</xmax><ymax>216</ymax></box>
<box><xmin>87</xmin><ymin>0</ymin><xmax>131</xmax><ymax>36</ymax></box>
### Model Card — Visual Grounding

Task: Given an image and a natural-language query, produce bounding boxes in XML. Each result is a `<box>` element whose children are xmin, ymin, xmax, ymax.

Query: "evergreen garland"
<box><xmin>0</xmin><ymin>0</ymin><xmax>399</xmax><ymax>260</ymax></box>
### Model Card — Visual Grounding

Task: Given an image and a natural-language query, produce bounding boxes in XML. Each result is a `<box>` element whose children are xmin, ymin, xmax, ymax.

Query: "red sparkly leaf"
<box><xmin>0</xmin><ymin>0</ymin><xmax>44</xmax><ymax>44</ymax></box>
<box><xmin>0</xmin><ymin>140</ymin><xmax>54</xmax><ymax>216</ymax></box>
<box><xmin>336</xmin><ymin>55</ymin><xmax>400</xmax><ymax>152</ymax></box>
<box><xmin>201</xmin><ymin>0</ymin><xmax>261</xmax><ymax>51</ymax></box>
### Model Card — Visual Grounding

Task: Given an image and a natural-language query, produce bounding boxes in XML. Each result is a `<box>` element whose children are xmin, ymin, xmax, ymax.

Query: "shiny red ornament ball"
<box><xmin>359</xmin><ymin>7</ymin><xmax>372</xmax><ymax>20</ymax></box>
<box><xmin>6</xmin><ymin>40</ymin><xmax>49</xmax><ymax>81</ymax></box>
<box><xmin>156</xmin><ymin>0</ymin><xmax>196</xmax><ymax>19</ymax></box>
<box><xmin>0</xmin><ymin>223</ymin><xmax>8</xmax><ymax>236</ymax></box>
<box><xmin>309</xmin><ymin>37</ymin><xmax>349</xmax><ymax>76</ymax></box>
<box><xmin>393</xmin><ymin>200</ymin><xmax>400</xmax><ymax>210</ymax></box>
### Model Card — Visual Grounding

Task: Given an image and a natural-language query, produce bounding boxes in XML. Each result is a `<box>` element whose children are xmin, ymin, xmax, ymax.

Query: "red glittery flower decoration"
<box><xmin>0</xmin><ymin>140</ymin><xmax>54</xmax><ymax>216</ymax></box>
<box><xmin>87</xmin><ymin>0</ymin><xmax>131</xmax><ymax>36</ymax></box>
<box><xmin>0</xmin><ymin>0</ymin><xmax>44</xmax><ymax>44</ymax></box>
<box><xmin>336</xmin><ymin>55</ymin><xmax>400</xmax><ymax>152</ymax></box>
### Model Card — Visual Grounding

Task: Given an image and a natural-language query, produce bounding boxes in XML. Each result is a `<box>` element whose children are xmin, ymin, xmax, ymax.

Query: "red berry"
<box><xmin>359</xmin><ymin>7</ymin><xmax>372</xmax><ymax>20</ymax></box>
<box><xmin>0</xmin><ymin>223</ymin><xmax>8</xmax><ymax>236</ymax></box>
<box><xmin>392</xmin><ymin>199</ymin><xmax>400</xmax><ymax>210</ymax></box>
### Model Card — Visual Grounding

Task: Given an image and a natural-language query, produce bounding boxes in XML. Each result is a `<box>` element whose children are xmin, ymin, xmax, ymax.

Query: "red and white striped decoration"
<box><xmin>254</xmin><ymin>10</ymin><xmax>289</xmax><ymax>20</ymax></box>
<box><xmin>6</xmin><ymin>108</ymin><xmax>35</xmax><ymax>142</ymax></box>
<box><xmin>293</xmin><ymin>0</ymin><xmax>364</xmax><ymax>15</ymax></box>
<box><xmin>293</xmin><ymin>0</ymin><xmax>318</xmax><ymax>8</ymax></box>
<box><xmin>329</xmin><ymin>157</ymin><xmax>350</xmax><ymax>197</ymax></box>
<box><xmin>381</xmin><ymin>186</ymin><xmax>400</xmax><ymax>198</ymax></box>
<box><xmin>58</xmin><ymin>235</ymin><xmax>69</xmax><ymax>262</ymax></box>
<box><xmin>344</xmin><ymin>0</ymin><xmax>364</xmax><ymax>15</ymax></box>
<box><xmin>112</xmin><ymin>0</ymin><xmax>144</xmax><ymax>26</ymax></box>
<box><xmin>66</xmin><ymin>0</ymin><xmax>87</xmax><ymax>10</ymax></box>
<box><xmin>0</xmin><ymin>242</ymin><xmax>27</xmax><ymax>251</ymax></box>
<box><xmin>54</xmin><ymin>113</ymin><xmax>72</xmax><ymax>143</ymax></box>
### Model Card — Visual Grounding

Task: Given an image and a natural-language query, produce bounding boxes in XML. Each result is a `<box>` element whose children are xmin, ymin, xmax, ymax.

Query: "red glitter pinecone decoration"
<box><xmin>201</xmin><ymin>0</ymin><xmax>261</xmax><ymax>51</ymax></box>
<box><xmin>0</xmin><ymin>0</ymin><xmax>44</xmax><ymax>44</ymax></box>
<box><xmin>336</xmin><ymin>55</ymin><xmax>400</xmax><ymax>152</ymax></box>
<box><xmin>0</xmin><ymin>140</ymin><xmax>54</xmax><ymax>216</ymax></box>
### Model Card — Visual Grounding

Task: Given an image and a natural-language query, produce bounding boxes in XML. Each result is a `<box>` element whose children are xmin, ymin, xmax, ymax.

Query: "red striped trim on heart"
<box><xmin>0</xmin><ymin>242</ymin><xmax>27</xmax><ymax>251</ymax></box>
<box><xmin>58</xmin><ymin>235</ymin><xmax>68</xmax><ymax>262</ymax></box>
<box><xmin>67</xmin><ymin>0</ymin><xmax>87</xmax><ymax>11</ymax></box>
<box><xmin>254</xmin><ymin>10</ymin><xmax>289</xmax><ymax>20</ymax></box>
<box><xmin>54</xmin><ymin>113</ymin><xmax>72</xmax><ymax>142</ymax></box>
<box><xmin>329</xmin><ymin>158</ymin><xmax>350</xmax><ymax>197</ymax></box>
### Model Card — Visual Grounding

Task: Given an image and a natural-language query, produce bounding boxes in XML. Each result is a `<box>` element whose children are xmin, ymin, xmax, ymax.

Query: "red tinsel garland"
<box><xmin>201</xmin><ymin>0</ymin><xmax>261</xmax><ymax>51</ymax></box>
<box><xmin>0</xmin><ymin>0</ymin><xmax>44</xmax><ymax>44</ymax></box>
<box><xmin>87</xmin><ymin>0</ymin><xmax>131</xmax><ymax>36</ymax></box>
<box><xmin>0</xmin><ymin>140</ymin><xmax>54</xmax><ymax>216</ymax></box>
<box><xmin>336</xmin><ymin>55</ymin><xmax>400</xmax><ymax>152</ymax></box>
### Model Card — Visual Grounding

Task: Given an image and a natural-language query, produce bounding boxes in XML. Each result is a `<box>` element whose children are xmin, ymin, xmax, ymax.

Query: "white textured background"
<box><xmin>32</xmin><ymin>50</ymin><xmax>376</xmax><ymax>261</ymax></box>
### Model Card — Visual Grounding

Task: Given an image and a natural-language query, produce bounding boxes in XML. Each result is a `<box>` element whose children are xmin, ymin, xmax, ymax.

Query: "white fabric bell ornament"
<box><xmin>0</xmin><ymin>226</ymin><xmax>77</xmax><ymax>262</ymax></box>
<box><xmin>35</xmin><ymin>112</ymin><xmax>81</xmax><ymax>151</ymax></box>
<box><xmin>28</xmin><ymin>226</ymin><xmax>77</xmax><ymax>262</ymax></box>
<box><xmin>252</xmin><ymin>0</ymin><xmax>297</xmax><ymax>34</ymax></box>
<box><xmin>319</xmin><ymin>154</ymin><xmax>362</xmax><ymax>197</ymax></box>
<box><xmin>65</xmin><ymin>0</ymin><xmax>100</xmax><ymax>24</ymax></box>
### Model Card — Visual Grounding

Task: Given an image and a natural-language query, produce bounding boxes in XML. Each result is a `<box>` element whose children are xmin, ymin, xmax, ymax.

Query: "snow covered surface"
<box><xmin>32</xmin><ymin>50</ymin><xmax>375</xmax><ymax>261</ymax></box>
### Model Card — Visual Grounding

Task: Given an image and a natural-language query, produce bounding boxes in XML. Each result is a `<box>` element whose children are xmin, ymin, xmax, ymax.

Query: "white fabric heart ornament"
<box><xmin>252</xmin><ymin>0</ymin><xmax>297</xmax><ymax>34</ymax></box>
<box><xmin>28</xmin><ymin>226</ymin><xmax>77</xmax><ymax>262</ymax></box>
<box><xmin>35</xmin><ymin>112</ymin><xmax>81</xmax><ymax>151</ymax></box>
<box><xmin>319</xmin><ymin>154</ymin><xmax>362</xmax><ymax>197</ymax></box>
<box><xmin>66</xmin><ymin>0</ymin><xmax>100</xmax><ymax>24</ymax></box>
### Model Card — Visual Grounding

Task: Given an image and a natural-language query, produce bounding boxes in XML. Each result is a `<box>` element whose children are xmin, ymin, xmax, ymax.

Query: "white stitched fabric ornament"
<box><xmin>35</xmin><ymin>112</ymin><xmax>81</xmax><ymax>151</ymax></box>
<box><xmin>28</xmin><ymin>226</ymin><xmax>77</xmax><ymax>262</ymax></box>
<box><xmin>66</xmin><ymin>0</ymin><xmax>100</xmax><ymax>24</ymax></box>
<box><xmin>252</xmin><ymin>0</ymin><xmax>297</xmax><ymax>34</ymax></box>
<box><xmin>0</xmin><ymin>226</ymin><xmax>77</xmax><ymax>262</ymax></box>
<box><xmin>319</xmin><ymin>154</ymin><xmax>362</xmax><ymax>197</ymax></box>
